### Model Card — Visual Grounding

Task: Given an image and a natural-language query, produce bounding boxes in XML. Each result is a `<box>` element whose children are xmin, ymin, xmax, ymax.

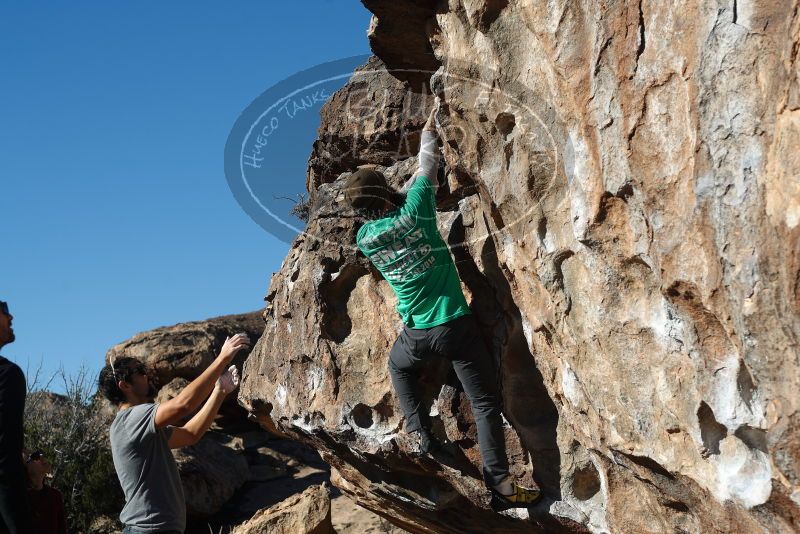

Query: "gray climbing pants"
<box><xmin>388</xmin><ymin>313</ymin><xmax>509</xmax><ymax>487</ymax></box>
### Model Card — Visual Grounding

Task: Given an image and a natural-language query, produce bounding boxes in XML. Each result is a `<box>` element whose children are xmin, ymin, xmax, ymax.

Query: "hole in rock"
<box><xmin>476</xmin><ymin>0</ymin><xmax>509</xmax><ymax>30</ymax></box>
<box><xmin>495</xmin><ymin>112</ymin><xmax>516</xmax><ymax>138</ymax></box>
<box><xmin>537</xmin><ymin>216</ymin><xmax>548</xmax><ymax>244</ymax></box>
<box><xmin>666</xmin><ymin>285</ymin><xmax>680</xmax><ymax>298</ymax></box>
<box><xmin>572</xmin><ymin>463</ymin><xmax>601</xmax><ymax>501</ymax></box>
<box><xmin>617</xmin><ymin>182</ymin><xmax>635</xmax><ymax>200</ymax></box>
<box><xmin>664</xmin><ymin>500</ymin><xmax>691</xmax><ymax>513</ymax></box>
<box><xmin>736</xmin><ymin>361</ymin><xmax>757</xmax><ymax>410</ymax></box>
<box><xmin>318</xmin><ymin>263</ymin><xmax>368</xmax><ymax>343</ymax></box>
<box><xmin>553</xmin><ymin>249</ymin><xmax>575</xmax><ymax>288</ymax></box>
<box><xmin>620</xmin><ymin>452</ymin><xmax>674</xmax><ymax>480</ymax></box>
<box><xmin>350</xmin><ymin>403</ymin><xmax>374</xmax><ymax>429</ymax></box>
<box><xmin>592</xmin><ymin>192</ymin><xmax>625</xmax><ymax>227</ymax></box>
<box><xmin>734</xmin><ymin>425</ymin><xmax>768</xmax><ymax>453</ymax></box>
<box><xmin>697</xmin><ymin>401</ymin><xmax>727</xmax><ymax>456</ymax></box>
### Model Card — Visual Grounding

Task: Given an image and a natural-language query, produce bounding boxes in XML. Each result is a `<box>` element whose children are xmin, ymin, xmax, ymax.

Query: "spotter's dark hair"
<box><xmin>98</xmin><ymin>357</ymin><xmax>144</xmax><ymax>405</ymax></box>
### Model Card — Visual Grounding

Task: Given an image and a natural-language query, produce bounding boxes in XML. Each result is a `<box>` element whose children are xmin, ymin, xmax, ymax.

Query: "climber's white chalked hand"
<box><xmin>216</xmin><ymin>365</ymin><xmax>240</xmax><ymax>395</ymax></box>
<box><xmin>219</xmin><ymin>333</ymin><xmax>250</xmax><ymax>363</ymax></box>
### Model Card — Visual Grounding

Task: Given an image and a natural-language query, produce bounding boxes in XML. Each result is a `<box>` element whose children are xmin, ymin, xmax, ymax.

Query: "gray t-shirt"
<box><xmin>110</xmin><ymin>403</ymin><xmax>186</xmax><ymax>532</ymax></box>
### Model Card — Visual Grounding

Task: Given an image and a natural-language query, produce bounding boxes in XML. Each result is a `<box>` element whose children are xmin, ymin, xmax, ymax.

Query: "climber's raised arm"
<box><xmin>418</xmin><ymin>110</ymin><xmax>440</xmax><ymax>189</ymax></box>
<box><xmin>402</xmin><ymin>104</ymin><xmax>440</xmax><ymax>194</ymax></box>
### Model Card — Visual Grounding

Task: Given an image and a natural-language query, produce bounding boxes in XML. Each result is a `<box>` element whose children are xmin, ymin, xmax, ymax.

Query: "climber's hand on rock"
<box><xmin>219</xmin><ymin>333</ymin><xmax>250</xmax><ymax>362</ymax></box>
<box><xmin>216</xmin><ymin>365</ymin><xmax>240</xmax><ymax>395</ymax></box>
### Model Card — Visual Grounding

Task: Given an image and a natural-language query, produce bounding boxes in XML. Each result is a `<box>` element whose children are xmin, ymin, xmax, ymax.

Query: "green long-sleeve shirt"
<box><xmin>356</xmin><ymin>135</ymin><xmax>470</xmax><ymax>328</ymax></box>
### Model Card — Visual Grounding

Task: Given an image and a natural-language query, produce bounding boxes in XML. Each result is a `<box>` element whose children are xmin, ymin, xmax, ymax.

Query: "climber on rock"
<box><xmin>342</xmin><ymin>100</ymin><xmax>541</xmax><ymax>511</ymax></box>
<box><xmin>98</xmin><ymin>333</ymin><xmax>249</xmax><ymax>533</ymax></box>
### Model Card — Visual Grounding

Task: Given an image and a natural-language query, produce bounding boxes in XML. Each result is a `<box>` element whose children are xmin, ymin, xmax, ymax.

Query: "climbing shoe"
<box><xmin>412</xmin><ymin>428</ymin><xmax>441</xmax><ymax>457</ymax></box>
<box><xmin>490</xmin><ymin>483</ymin><xmax>542</xmax><ymax>511</ymax></box>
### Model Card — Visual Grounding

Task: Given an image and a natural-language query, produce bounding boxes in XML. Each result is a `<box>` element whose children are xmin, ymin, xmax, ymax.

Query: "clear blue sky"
<box><xmin>0</xmin><ymin>2</ymin><xmax>372</xmax><ymax>389</ymax></box>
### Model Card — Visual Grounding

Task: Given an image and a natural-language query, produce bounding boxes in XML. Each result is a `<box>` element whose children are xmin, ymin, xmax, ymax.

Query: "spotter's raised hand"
<box><xmin>216</xmin><ymin>365</ymin><xmax>240</xmax><ymax>395</ymax></box>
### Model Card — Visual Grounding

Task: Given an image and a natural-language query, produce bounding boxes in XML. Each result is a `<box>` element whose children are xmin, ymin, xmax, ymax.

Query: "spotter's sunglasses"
<box><xmin>109</xmin><ymin>359</ymin><xmax>148</xmax><ymax>381</ymax></box>
<box><xmin>0</xmin><ymin>301</ymin><xmax>8</xmax><ymax>316</ymax></box>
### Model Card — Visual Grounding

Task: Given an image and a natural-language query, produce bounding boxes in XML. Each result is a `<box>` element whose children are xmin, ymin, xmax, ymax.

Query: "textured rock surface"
<box><xmin>106</xmin><ymin>312</ymin><xmax>264</xmax><ymax>388</ymax></box>
<box><xmin>230</xmin><ymin>483</ymin><xmax>334</xmax><ymax>534</ymax></box>
<box><xmin>331</xmin><ymin>492</ymin><xmax>409</xmax><ymax>534</ymax></box>
<box><xmin>362</xmin><ymin>0</ymin><xmax>439</xmax><ymax>88</ymax></box>
<box><xmin>307</xmin><ymin>55</ymin><xmax>432</xmax><ymax>192</ymax></box>
<box><xmin>173</xmin><ymin>434</ymin><xmax>250</xmax><ymax>518</ymax></box>
<box><xmin>240</xmin><ymin>1</ymin><xmax>800</xmax><ymax>533</ymax></box>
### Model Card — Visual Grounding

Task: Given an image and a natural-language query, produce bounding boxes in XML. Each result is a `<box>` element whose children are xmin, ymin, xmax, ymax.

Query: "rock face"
<box><xmin>107</xmin><ymin>312</ymin><xmax>264</xmax><ymax>388</ymax></box>
<box><xmin>362</xmin><ymin>0</ymin><xmax>439</xmax><ymax>88</ymax></box>
<box><xmin>239</xmin><ymin>1</ymin><xmax>800</xmax><ymax>533</ymax></box>
<box><xmin>230</xmin><ymin>483</ymin><xmax>334</xmax><ymax>534</ymax></box>
<box><xmin>173</xmin><ymin>436</ymin><xmax>250</xmax><ymax>518</ymax></box>
<box><xmin>307</xmin><ymin>55</ymin><xmax>431</xmax><ymax>192</ymax></box>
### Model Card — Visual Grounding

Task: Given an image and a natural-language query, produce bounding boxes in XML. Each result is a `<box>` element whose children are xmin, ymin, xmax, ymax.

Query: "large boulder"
<box><xmin>240</xmin><ymin>2</ymin><xmax>800</xmax><ymax>533</ymax></box>
<box><xmin>106</xmin><ymin>312</ymin><xmax>264</xmax><ymax>388</ymax></box>
<box><xmin>230</xmin><ymin>483</ymin><xmax>334</xmax><ymax>534</ymax></box>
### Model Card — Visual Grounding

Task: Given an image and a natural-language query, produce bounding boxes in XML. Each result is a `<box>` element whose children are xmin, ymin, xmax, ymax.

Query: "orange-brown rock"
<box><xmin>240</xmin><ymin>1</ymin><xmax>800</xmax><ymax>532</ymax></box>
<box><xmin>173</xmin><ymin>435</ymin><xmax>250</xmax><ymax>519</ymax></box>
<box><xmin>106</xmin><ymin>312</ymin><xmax>263</xmax><ymax>387</ymax></box>
<box><xmin>307</xmin><ymin>55</ymin><xmax>432</xmax><ymax>192</ymax></box>
<box><xmin>230</xmin><ymin>483</ymin><xmax>334</xmax><ymax>534</ymax></box>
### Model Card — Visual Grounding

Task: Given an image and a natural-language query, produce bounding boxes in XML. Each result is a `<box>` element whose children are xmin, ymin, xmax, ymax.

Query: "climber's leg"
<box><xmin>388</xmin><ymin>325</ymin><xmax>431</xmax><ymax>434</ymax></box>
<box><xmin>429</xmin><ymin>314</ymin><xmax>509</xmax><ymax>487</ymax></box>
